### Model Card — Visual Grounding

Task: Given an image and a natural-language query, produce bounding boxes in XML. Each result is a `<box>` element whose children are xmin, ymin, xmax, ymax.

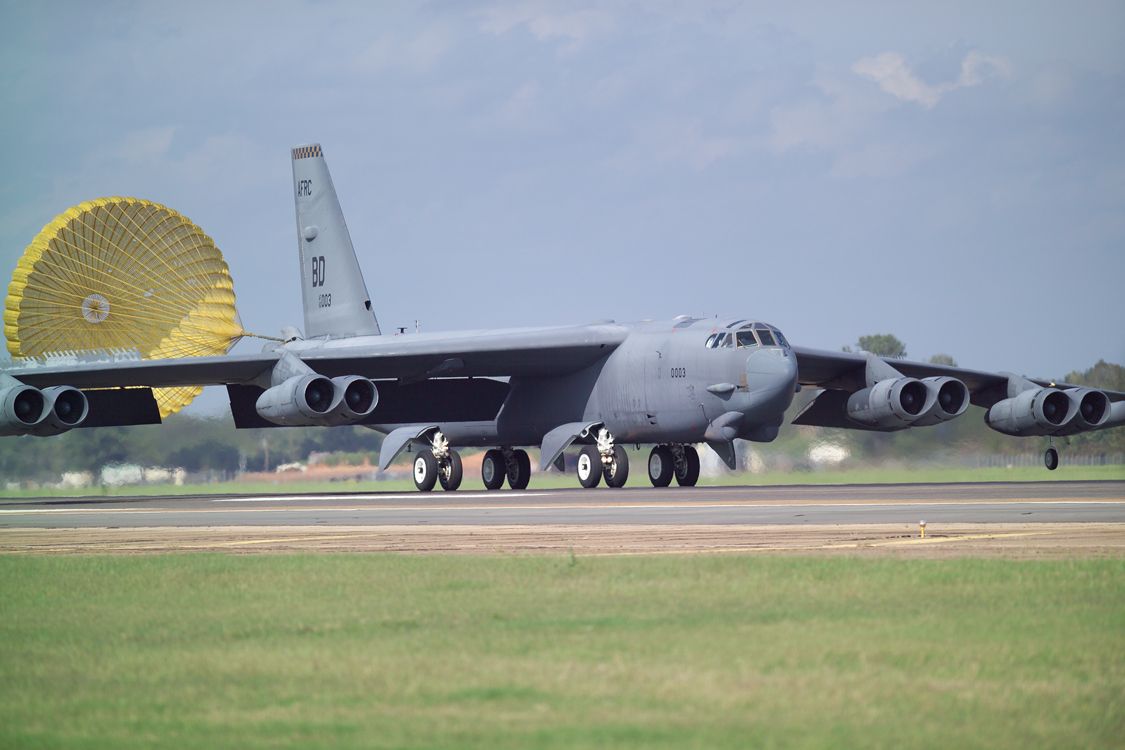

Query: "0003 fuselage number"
<box><xmin>670</xmin><ymin>367</ymin><xmax>687</xmax><ymax>378</ymax></box>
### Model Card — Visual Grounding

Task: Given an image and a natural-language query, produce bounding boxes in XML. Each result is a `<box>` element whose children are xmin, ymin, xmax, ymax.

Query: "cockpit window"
<box><xmin>720</xmin><ymin>333</ymin><xmax>732</xmax><ymax>348</ymax></box>
<box><xmin>736</xmin><ymin>330</ymin><xmax>758</xmax><ymax>347</ymax></box>
<box><xmin>705</xmin><ymin>333</ymin><xmax>719</xmax><ymax>348</ymax></box>
<box><xmin>757</xmin><ymin>329</ymin><xmax>776</xmax><ymax>346</ymax></box>
<box><xmin>773</xmin><ymin>329</ymin><xmax>789</xmax><ymax>347</ymax></box>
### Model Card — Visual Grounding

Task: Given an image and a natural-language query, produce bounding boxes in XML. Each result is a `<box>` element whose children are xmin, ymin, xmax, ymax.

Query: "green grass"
<box><xmin>2</xmin><ymin>462</ymin><xmax>1122</xmax><ymax>499</ymax></box>
<box><xmin>1</xmin><ymin>555</ymin><xmax>1122</xmax><ymax>749</ymax></box>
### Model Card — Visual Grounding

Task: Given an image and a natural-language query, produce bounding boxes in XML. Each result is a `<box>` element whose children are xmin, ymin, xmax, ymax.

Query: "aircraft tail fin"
<box><xmin>291</xmin><ymin>144</ymin><xmax>381</xmax><ymax>339</ymax></box>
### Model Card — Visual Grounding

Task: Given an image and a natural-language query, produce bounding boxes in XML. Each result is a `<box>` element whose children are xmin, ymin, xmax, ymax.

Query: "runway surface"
<box><xmin>1</xmin><ymin>480</ymin><xmax>1122</xmax><ymax>528</ymax></box>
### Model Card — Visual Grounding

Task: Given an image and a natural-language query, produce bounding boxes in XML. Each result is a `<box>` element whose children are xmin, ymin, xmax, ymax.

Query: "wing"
<box><xmin>3</xmin><ymin>323</ymin><xmax>629</xmax><ymax>389</ymax></box>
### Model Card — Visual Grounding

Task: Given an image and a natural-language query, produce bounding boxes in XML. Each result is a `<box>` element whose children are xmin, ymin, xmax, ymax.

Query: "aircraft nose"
<box><xmin>746</xmin><ymin>348</ymin><xmax>798</xmax><ymax>391</ymax></box>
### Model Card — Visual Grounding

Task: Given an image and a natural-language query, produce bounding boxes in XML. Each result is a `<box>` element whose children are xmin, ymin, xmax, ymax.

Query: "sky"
<box><xmin>2</xmin><ymin>1</ymin><xmax>1123</xmax><ymax>413</ymax></box>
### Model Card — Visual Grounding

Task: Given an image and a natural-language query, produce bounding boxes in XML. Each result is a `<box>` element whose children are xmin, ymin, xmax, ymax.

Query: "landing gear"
<box><xmin>481</xmin><ymin>447</ymin><xmax>531</xmax><ymax>489</ymax></box>
<box><xmin>439</xmin><ymin>450</ymin><xmax>463</xmax><ymax>491</ymax></box>
<box><xmin>413</xmin><ymin>451</ymin><xmax>438</xmax><ymax>492</ymax></box>
<box><xmin>648</xmin><ymin>446</ymin><xmax>674</xmax><ymax>487</ymax></box>
<box><xmin>1044</xmin><ymin>446</ymin><xmax>1059</xmax><ymax>471</ymax></box>
<box><xmin>506</xmin><ymin>449</ymin><xmax>532</xmax><ymax>490</ymax></box>
<box><xmin>413</xmin><ymin>431</ymin><xmax>462</xmax><ymax>492</ymax></box>
<box><xmin>576</xmin><ymin>428</ymin><xmax>628</xmax><ymax>489</ymax></box>
<box><xmin>482</xmin><ymin>449</ymin><xmax>506</xmax><ymax>490</ymax></box>
<box><xmin>604</xmin><ymin>445</ymin><xmax>629</xmax><ymax>488</ymax></box>
<box><xmin>673</xmin><ymin>444</ymin><xmax>700</xmax><ymax>487</ymax></box>
<box><xmin>577</xmin><ymin>445</ymin><xmax>602</xmax><ymax>488</ymax></box>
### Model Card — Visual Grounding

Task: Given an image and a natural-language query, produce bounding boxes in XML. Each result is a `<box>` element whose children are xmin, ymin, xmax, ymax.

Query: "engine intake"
<box><xmin>846</xmin><ymin>377</ymin><xmax>929</xmax><ymax>430</ymax></box>
<box><xmin>255</xmin><ymin>374</ymin><xmax>340</xmax><ymax>426</ymax></box>
<box><xmin>985</xmin><ymin>387</ymin><xmax>1073</xmax><ymax>436</ymax></box>
<box><xmin>912</xmin><ymin>377</ymin><xmax>970</xmax><ymax>426</ymax></box>
<box><xmin>324</xmin><ymin>376</ymin><xmax>379</xmax><ymax>424</ymax></box>
<box><xmin>0</xmin><ymin>376</ymin><xmax>52</xmax><ymax>436</ymax></box>
<box><xmin>29</xmin><ymin>386</ymin><xmax>90</xmax><ymax>436</ymax></box>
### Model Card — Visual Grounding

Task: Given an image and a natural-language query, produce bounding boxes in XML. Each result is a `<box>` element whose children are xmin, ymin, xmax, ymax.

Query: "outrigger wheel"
<box><xmin>1044</xmin><ymin>446</ymin><xmax>1059</xmax><ymax>471</ymax></box>
<box><xmin>4</xmin><ymin>197</ymin><xmax>246</xmax><ymax>418</ymax></box>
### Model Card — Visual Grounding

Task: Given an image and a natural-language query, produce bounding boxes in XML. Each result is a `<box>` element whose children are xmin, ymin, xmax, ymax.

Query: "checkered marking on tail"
<box><xmin>291</xmin><ymin>144</ymin><xmax>323</xmax><ymax>160</ymax></box>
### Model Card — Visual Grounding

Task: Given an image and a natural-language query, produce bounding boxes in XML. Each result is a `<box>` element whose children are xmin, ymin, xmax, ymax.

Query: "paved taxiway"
<box><xmin>1</xmin><ymin>480</ymin><xmax>1121</xmax><ymax>528</ymax></box>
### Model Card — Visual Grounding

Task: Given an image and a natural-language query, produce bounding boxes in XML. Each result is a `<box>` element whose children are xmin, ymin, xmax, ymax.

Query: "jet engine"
<box><xmin>984</xmin><ymin>387</ymin><xmax>1073</xmax><ymax>436</ymax></box>
<box><xmin>846</xmin><ymin>377</ymin><xmax>929</xmax><ymax>429</ymax></box>
<box><xmin>30</xmin><ymin>386</ymin><xmax>90</xmax><ymax>436</ymax></box>
<box><xmin>912</xmin><ymin>376</ymin><xmax>970</xmax><ymax>426</ymax></box>
<box><xmin>1052</xmin><ymin>388</ymin><xmax>1110</xmax><ymax>436</ymax></box>
<box><xmin>324</xmin><ymin>376</ymin><xmax>379</xmax><ymax>425</ymax></box>
<box><xmin>0</xmin><ymin>379</ymin><xmax>48</xmax><ymax>436</ymax></box>
<box><xmin>254</xmin><ymin>373</ymin><xmax>379</xmax><ymax>427</ymax></box>
<box><xmin>255</xmin><ymin>374</ymin><xmax>340</xmax><ymax>426</ymax></box>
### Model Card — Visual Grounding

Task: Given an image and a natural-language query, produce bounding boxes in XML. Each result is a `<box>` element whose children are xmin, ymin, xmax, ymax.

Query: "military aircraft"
<box><xmin>3</xmin><ymin>144</ymin><xmax>1123</xmax><ymax>491</ymax></box>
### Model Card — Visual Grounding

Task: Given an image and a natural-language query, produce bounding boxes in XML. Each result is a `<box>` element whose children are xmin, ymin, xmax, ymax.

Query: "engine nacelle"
<box><xmin>846</xmin><ymin>377</ymin><xmax>929</xmax><ymax>429</ymax></box>
<box><xmin>912</xmin><ymin>376</ymin><xmax>970</xmax><ymax>426</ymax></box>
<box><xmin>985</xmin><ymin>387</ymin><xmax>1073</xmax><ymax>436</ymax></box>
<box><xmin>29</xmin><ymin>386</ymin><xmax>90</xmax><ymax>436</ymax></box>
<box><xmin>1052</xmin><ymin>388</ymin><xmax>1111</xmax><ymax>436</ymax></box>
<box><xmin>0</xmin><ymin>381</ymin><xmax>48</xmax><ymax>436</ymax></box>
<box><xmin>323</xmin><ymin>376</ymin><xmax>379</xmax><ymax>425</ymax></box>
<box><xmin>255</xmin><ymin>374</ymin><xmax>340</xmax><ymax>426</ymax></box>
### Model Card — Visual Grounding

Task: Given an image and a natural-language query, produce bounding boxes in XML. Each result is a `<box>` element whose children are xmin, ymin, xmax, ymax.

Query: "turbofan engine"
<box><xmin>912</xmin><ymin>376</ymin><xmax>970</xmax><ymax>426</ymax></box>
<box><xmin>255</xmin><ymin>373</ymin><xmax>378</xmax><ymax>427</ymax></box>
<box><xmin>846</xmin><ymin>377</ymin><xmax>929</xmax><ymax>429</ymax></box>
<box><xmin>985</xmin><ymin>387</ymin><xmax>1074</xmax><ymax>436</ymax></box>
<box><xmin>0</xmin><ymin>378</ymin><xmax>89</xmax><ymax>436</ymax></box>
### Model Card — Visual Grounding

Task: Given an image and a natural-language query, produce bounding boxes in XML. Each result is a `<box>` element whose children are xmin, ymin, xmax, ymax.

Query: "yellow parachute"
<box><xmin>4</xmin><ymin>197</ymin><xmax>245</xmax><ymax>417</ymax></box>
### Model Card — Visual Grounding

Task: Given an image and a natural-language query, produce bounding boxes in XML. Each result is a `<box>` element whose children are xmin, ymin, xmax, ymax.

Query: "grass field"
<box><xmin>1</xmin><ymin>555</ymin><xmax>1122</xmax><ymax>748</ymax></box>
<box><xmin>2</xmin><ymin>462</ymin><xmax>1122</xmax><ymax>499</ymax></box>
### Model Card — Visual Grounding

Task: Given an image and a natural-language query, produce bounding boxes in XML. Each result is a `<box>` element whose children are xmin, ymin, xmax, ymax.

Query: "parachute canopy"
<box><xmin>4</xmin><ymin>197</ymin><xmax>245</xmax><ymax>417</ymax></box>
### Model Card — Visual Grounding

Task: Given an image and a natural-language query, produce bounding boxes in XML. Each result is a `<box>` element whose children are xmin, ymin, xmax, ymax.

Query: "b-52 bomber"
<box><xmin>3</xmin><ymin>144</ymin><xmax>1123</xmax><ymax>491</ymax></box>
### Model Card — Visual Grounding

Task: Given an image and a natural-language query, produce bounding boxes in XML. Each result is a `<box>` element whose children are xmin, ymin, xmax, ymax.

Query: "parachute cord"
<box><xmin>238</xmin><ymin>331</ymin><xmax>287</xmax><ymax>343</ymax></box>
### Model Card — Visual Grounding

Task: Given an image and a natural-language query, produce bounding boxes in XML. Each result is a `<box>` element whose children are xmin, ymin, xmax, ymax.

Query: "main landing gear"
<box><xmin>647</xmin><ymin>444</ymin><xmax>699</xmax><ymax>487</ymax></box>
<box><xmin>413</xmin><ymin>431</ymin><xmax>463</xmax><ymax>492</ymax></box>
<box><xmin>575</xmin><ymin>428</ymin><xmax>629</xmax><ymax>489</ymax></box>
<box><xmin>481</xmin><ymin>448</ymin><xmax>531</xmax><ymax>490</ymax></box>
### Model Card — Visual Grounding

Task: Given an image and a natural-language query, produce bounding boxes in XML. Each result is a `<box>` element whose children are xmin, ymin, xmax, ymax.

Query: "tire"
<box><xmin>604</xmin><ymin>445</ymin><xmax>629</xmax><ymax>488</ymax></box>
<box><xmin>1044</xmin><ymin>447</ymin><xmax>1059</xmax><ymax>471</ymax></box>
<box><xmin>439</xmin><ymin>450</ymin><xmax>463</xmax><ymax>491</ymax></box>
<box><xmin>481</xmin><ymin>449</ymin><xmax>506</xmax><ymax>490</ymax></box>
<box><xmin>413</xmin><ymin>451</ymin><xmax>438</xmax><ymax>492</ymax></box>
<box><xmin>648</xmin><ymin>446</ymin><xmax>674</xmax><ymax>487</ymax></box>
<box><xmin>508</xmin><ymin>449</ymin><xmax>531</xmax><ymax>490</ymax></box>
<box><xmin>675</xmin><ymin>445</ymin><xmax>700</xmax><ymax>487</ymax></box>
<box><xmin>577</xmin><ymin>445</ymin><xmax>602</xmax><ymax>489</ymax></box>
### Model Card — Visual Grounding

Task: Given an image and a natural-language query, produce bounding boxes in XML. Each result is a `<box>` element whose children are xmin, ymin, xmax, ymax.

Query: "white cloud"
<box><xmin>852</xmin><ymin>50</ymin><xmax>1010</xmax><ymax>109</ymax></box>
<box><xmin>477</xmin><ymin>3</ymin><xmax>613</xmax><ymax>49</ymax></box>
<box><xmin>354</xmin><ymin>25</ymin><xmax>452</xmax><ymax>74</ymax></box>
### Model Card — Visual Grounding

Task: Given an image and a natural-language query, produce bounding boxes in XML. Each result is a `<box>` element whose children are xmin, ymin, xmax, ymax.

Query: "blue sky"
<box><xmin>2</xmin><ymin>1</ymin><xmax>1123</xmax><ymax>411</ymax></box>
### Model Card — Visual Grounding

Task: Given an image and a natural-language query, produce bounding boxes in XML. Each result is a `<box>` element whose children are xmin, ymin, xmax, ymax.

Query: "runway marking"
<box><xmin>1</xmin><ymin>499</ymin><xmax>1122</xmax><ymax>515</ymax></box>
<box><xmin>211</xmin><ymin>492</ymin><xmax>553</xmax><ymax>503</ymax></box>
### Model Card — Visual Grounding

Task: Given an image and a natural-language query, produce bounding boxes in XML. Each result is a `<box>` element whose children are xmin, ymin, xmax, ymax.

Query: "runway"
<box><xmin>1</xmin><ymin>479</ymin><xmax>1122</xmax><ymax>527</ymax></box>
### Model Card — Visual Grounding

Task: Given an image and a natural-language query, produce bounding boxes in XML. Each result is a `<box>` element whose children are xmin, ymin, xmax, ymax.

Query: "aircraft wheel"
<box><xmin>439</xmin><ymin>450</ymin><xmax>463</xmax><ymax>491</ymax></box>
<box><xmin>507</xmin><ymin>449</ymin><xmax>531</xmax><ymax>490</ymax></box>
<box><xmin>482</xmin><ymin>449</ymin><xmax>506</xmax><ymax>490</ymax></box>
<box><xmin>1044</xmin><ymin>447</ymin><xmax>1059</xmax><ymax>471</ymax></box>
<box><xmin>577</xmin><ymin>446</ymin><xmax>602</xmax><ymax>489</ymax></box>
<box><xmin>648</xmin><ymin>446</ymin><xmax>674</xmax><ymax>487</ymax></box>
<box><xmin>413</xmin><ymin>451</ymin><xmax>438</xmax><ymax>492</ymax></box>
<box><xmin>675</xmin><ymin>445</ymin><xmax>700</xmax><ymax>487</ymax></box>
<box><xmin>604</xmin><ymin>445</ymin><xmax>630</xmax><ymax>488</ymax></box>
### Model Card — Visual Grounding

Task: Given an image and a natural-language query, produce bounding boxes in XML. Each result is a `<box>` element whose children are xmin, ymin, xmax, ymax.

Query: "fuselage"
<box><xmin>286</xmin><ymin>316</ymin><xmax>799</xmax><ymax>448</ymax></box>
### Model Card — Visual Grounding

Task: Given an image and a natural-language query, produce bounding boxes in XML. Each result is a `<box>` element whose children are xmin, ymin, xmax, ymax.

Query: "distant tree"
<box><xmin>856</xmin><ymin>334</ymin><xmax>907</xmax><ymax>359</ymax></box>
<box><xmin>929</xmin><ymin>353</ymin><xmax>957</xmax><ymax>367</ymax></box>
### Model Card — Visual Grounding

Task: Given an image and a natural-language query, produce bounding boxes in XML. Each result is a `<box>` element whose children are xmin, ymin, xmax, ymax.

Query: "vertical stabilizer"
<box><xmin>291</xmin><ymin>144</ymin><xmax>381</xmax><ymax>338</ymax></box>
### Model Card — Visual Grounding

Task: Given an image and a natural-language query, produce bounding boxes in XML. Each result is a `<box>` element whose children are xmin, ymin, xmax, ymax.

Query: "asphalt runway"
<box><xmin>1</xmin><ymin>480</ymin><xmax>1121</xmax><ymax>529</ymax></box>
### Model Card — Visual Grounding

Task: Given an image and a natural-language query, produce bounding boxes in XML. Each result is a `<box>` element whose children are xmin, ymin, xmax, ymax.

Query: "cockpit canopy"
<box><xmin>705</xmin><ymin>321</ymin><xmax>789</xmax><ymax>350</ymax></box>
